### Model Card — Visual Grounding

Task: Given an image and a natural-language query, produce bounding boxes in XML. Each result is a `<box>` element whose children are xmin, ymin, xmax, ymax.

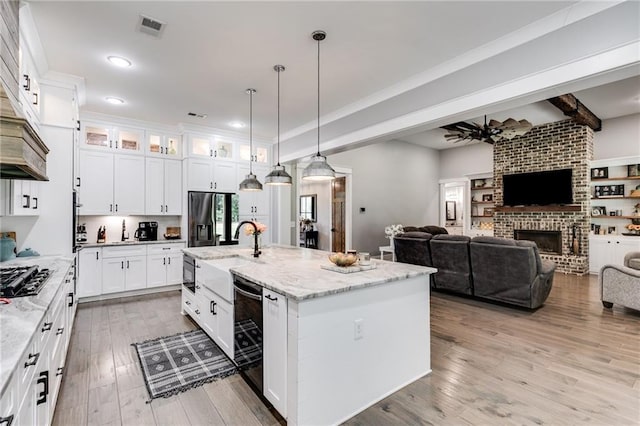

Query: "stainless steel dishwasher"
<box><xmin>233</xmin><ymin>274</ymin><xmax>263</xmax><ymax>393</ymax></box>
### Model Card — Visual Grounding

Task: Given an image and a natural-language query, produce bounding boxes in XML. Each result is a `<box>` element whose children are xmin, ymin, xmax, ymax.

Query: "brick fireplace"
<box><xmin>493</xmin><ymin>119</ymin><xmax>593</xmax><ymax>275</ymax></box>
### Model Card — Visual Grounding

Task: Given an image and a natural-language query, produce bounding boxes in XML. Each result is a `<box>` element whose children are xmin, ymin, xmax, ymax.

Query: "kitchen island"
<box><xmin>183</xmin><ymin>244</ymin><xmax>435</xmax><ymax>426</ymax></box>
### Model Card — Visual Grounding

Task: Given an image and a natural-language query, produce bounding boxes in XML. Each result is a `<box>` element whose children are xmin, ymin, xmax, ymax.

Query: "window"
<box><xmin>300</xmin><ymin>194</ymin><xmax>317</xmax><ymax>222</ymax></box>
<box><xmin>214</xmin><ymin>193</ymin><xmax>239</xmax><ymax>244</ymax></box>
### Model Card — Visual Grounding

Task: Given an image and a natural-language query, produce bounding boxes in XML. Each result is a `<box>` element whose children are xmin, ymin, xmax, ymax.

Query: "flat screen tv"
<box><xmin>503</xmin><ymin>168</ymin><xmax>573</xmax><ymax>206</ymax></box>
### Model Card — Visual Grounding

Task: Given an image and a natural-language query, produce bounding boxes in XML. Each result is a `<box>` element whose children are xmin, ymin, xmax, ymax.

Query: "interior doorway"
<box><xmin>440</xmin><ymin>180</ymin><xmax>466</xmax><ymax>235</ymax></box>
<box><xmin>331</xmin><ymin>176</ymin><xmax>346</xmax><ymax>252</ymax></box>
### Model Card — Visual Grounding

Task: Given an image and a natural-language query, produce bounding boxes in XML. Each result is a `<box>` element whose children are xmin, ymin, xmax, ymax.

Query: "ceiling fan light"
<box><xmin>265</xmin><ymin>165</ymin><xmax>293</xmax><ymax>185</ymax></box>
<box><xmin>239</xmin><ymin>173</ymin><xmax>263</xmax><ymax>191</ymax></box>
<box><xmin>302</xmin><ymin>155</ymin><xmax>335</xmax><ymax>181</ymax></box>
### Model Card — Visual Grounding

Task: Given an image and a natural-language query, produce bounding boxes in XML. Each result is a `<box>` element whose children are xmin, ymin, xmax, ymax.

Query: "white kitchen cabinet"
<box><xmin>102</xmin><ymin>245</ymin><xmax>147</xmax><ymax>293</ymax></box>
<box><xmin>237</xmin><ymin>215</ymin><xmax>269</xmax><ymax>248</ymax></box>
<box><xmin>146</xmin><ymin>243</ymin><xmax>184</xmax><ymax>288</ymax></box>
<box><xmin>18</xmin><ymin>35</ymin><xmax>41</xmax><ymax>131</ymax></box>
<box><xmin>187</xmin><ymin>133</ymin><xmax>236</xmax><ymax>160</ymax></box>
<box><xmin>80</xmin><ymin>121</ymin><xmax>144</xmax><ymax>154</ymax></box>
<box><xmin>263</xmin><ymin>288</ymin><xmax>287</xmax><ymax>417</ymax></box>
<box><xmin>239</xmin><ymin>141</ymin><xmax>270</xmax><ymax>165</ymax></box>
<box><xmin>194</xmin><ymin>259</ymin><xmax>235</xmax><ymax>359</ymax></box>
<box><xmin>145</xmin><ymin>158</ymin><xmax>182</xmax><ymax>215</ymax></box>
<box><xmin>589</xmin><ymin>235</ymin><xmax>640</xmax><ymax>273</ymax></box>
<box><xmin>187</xmin><ymin>158</ymin><xmax>237</xmax><ymax>192</ymax></box>
<box><xmin>146</xmin><ymin>131</ymin><xmax>182</xmax><ymax>158</ymax></box>
<box><xmin>2</xmin><ymin>180</ymin><xmax>40</xmax><ymax>216</ymax></box>
<box><xmin>78</xmin><ymin>150</ymin><xmax>145</xmax><ymax>215</ymax></box>
<box><xmin>77</xmin><ymin>247</ymin><xmax>102</xmax><ymax>298</ymax></box>
<box><xmin>237</xmin><ymin>164</ymin><xmax>270</xmax><ymax>216</ymax></box>
<box><xmin>214</xmin><ymin>161</ymin><xmax>237</xmax><ymax>193</ymax></box>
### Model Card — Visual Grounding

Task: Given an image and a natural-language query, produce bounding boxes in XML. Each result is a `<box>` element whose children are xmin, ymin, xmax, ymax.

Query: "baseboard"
<box><xmin>78</xmin><ymin>284</ymin><xmax>180</xmax><ymax>304</ymax></box>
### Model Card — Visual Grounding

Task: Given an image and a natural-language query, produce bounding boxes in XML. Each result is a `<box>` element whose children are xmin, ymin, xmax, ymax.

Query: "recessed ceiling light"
<box><xmin>107</xmin><ymin>56</ymin><xmax>132</xmax><ymax>68</ymax></box>
<box><xmin>229</xmin><ymin>121</ymin><xmax>245</xmax><ymax>129</ymax></box>
<box><xmin>105</xmin><ymin>97</ymin><xmax>125</xmax><ymax>105</ymax></box>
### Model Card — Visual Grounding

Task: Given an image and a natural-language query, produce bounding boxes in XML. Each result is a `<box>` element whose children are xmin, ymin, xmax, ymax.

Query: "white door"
<box><xmin>146</xmin><ymin>254</ymin><xmax>167</xmax><ymax>288</ymax></box>
<box><xmin>125</xmin><ymin>256</ymin><xmax>147</xmax><ymax>290</ymax></box>
<box><xmin>213</xmin><ymin>161</ymin><xmax>237</xmax><ymax>193</ymax></box>
<box><xmin>79</xmin><ymin>150</ymin><xmax>114</xmax><ymax>215</ymax></box>
<box><xmin>164</xmin><ymin>159</ymin><xmax>182</xmax><ymax>215</ymax></box>
<box><xmin>114</xmin><ymin>154</ymin><xmax>145</xmax><ymax>215</ymax></box>
<box><xmin>78</xmin><ymin>248</ymin><xmax>102</xmax><ymax>298</ymax></box>
<box><xmin>166</xmin><ymin>253</ymin><xmax>183</xmax><ymax>285</ymax></box>
<box><xmin>187</xmin><ymin>158</ymin><xmax>213</xmax><ymax>191</ymax></box>
<box><xmin>215</xmin><ymin>296</ymin><xmax>234</xmax><ymax>360</ymax></box>
<box><xmin>145</xmin><ymin>157</ymin><xmax>164</xmax><ymax>215</ymax></box>
<box><xmin>102</xmin><ymin>257</ymin><xmax>126</xmax><ymax>294</ymax></box>
<box><xmin>263</xmin><ymin>288</ymin><xmax>287</xmax><ymax>417</ymax></box>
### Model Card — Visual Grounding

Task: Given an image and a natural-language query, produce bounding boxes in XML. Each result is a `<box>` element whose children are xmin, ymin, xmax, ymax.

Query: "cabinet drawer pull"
<box><xmin>162</xmin><ymin>247</ymin><xmax>171</xmax><ymax>250</ymax></box>
<box><xmin>185</xmin><ymin>300</ymin><xmax>191</xmax><ymax>305</ymax></box>
<box><xmin>265</xmin><ymin>294</ymin><xmax>278</xmax><ymax>302</ymax></box>
<box><xmin>127</xmin><ymin>260</ymin><xmax>130</xmax><ymax>269</ymax></box>
<box><xmin>76</xmin><ymin>177</ymin><xmax>81</xmax><ymax>187</ymax></box>
<box><xmin>56</xmin><ymin>367</ymin><xmax>64</xmax><ymax>377</ymax></box>
<box><xmin>195</xmin><ymin>285</ymin><xmax>201</xmax><ymax>289</ymax></box>
<box><xmin>165</xmin><ymin>205</ymin><xmax>168</xmax><ymax>213</ymax></box>
<box><xmin>210</xmin><ymin>300</ymin><xmax>217</xmax><ymax>315</ymax></box>
<box><xmin>168</xmin><ymin>257</ymin><xmax>171</xmax><ymax>265</ymax></box>
<box><xmin>42</xmin><ymin>322</ymin><xmax>53</xmax><ymax>332</ymax></box>
<box><xmin>96</xmin><ymin>252</ymin><xmax>99</xmax><ymax>260</ymax></box>
<box><xmin>33</xmin><ymin>92</ymin><xmax>38</xmax><ymax>106</ymax></box>
<box><xmin>160</xmin><ymin>146</ymin><xmax>164</xmax><ymax>154</ymax></box>
<box><xmin>24</xmin><ymin>352</ymin><xmax>39</xmax><ymax>368</ymax></box>
<box><xmin>195</xmin><ymin>309</ymin><xmax>200</xmax><ymax>315</ymax></box>
<box><xmin>160</xmin><ymin>205</ymin><xmax>164</xmax><ymax>213</ymax></box>
<box><xmin>22</xmin><ymin>195</ymin><xmax>30</xmax><ymax>209</ymax></box>
<box><xmin>115</xmin><ymin>204</ymin><xmax>118</xmax><ymax>212</ymax></box>
<box><xmin>32</xmin><ymin>197</ymin><xmax>38</xmax><ymax>209</ymax></box>
<box><xmin>121</xmin><ymin>261</ymin><xmax>124</xmax><ymax>269</ymax></box>
<box><xmin>23</xmin><ymin>74</ymin><xmax>30</xmax><ymax>91</ymax></box>
<box><xmin>0</xmin><ymin>414</ymin><xmax>14</xmax><ymax>426</ymax></box>
<box><xmin>68</xmin><ymin>292</ymin><xmax>74</xmax><ymax>307</ymax></box>
<box><xmin>56</xmin><ymin>327</ymin><xmax>64</xmax><ymax>336</ymax></box>
<box><xmin>36</xmin><ymin>371</ymin><xmax>49</xmax><ymax>405</ymax></box>
<box><xmin>163</xmin><ymin>258</ymin><xmax>166</xmax><ymax>265</ymax></box>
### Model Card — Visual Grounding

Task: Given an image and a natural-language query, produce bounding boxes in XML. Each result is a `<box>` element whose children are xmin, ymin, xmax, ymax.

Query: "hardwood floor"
<box><xmin>53</xmin><ymin>273</ymin><xmax>640</xmax><ymax>425</ymax></box>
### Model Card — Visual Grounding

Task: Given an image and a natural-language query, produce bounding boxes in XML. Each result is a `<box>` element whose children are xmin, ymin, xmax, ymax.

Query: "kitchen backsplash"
<box><xmin>78</xmin><ymin>216</ymin><xmax>182</xmax><ymax>243</ymax></box>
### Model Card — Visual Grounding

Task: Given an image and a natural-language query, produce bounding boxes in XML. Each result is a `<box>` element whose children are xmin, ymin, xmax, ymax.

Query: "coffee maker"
<box><xmin>135</xmin><ymin>221</ymin><xmax>158</xmax><ymax>241</ymax></box>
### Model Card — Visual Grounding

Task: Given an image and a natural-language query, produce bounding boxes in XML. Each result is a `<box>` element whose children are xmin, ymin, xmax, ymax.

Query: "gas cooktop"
<box><xmin>0</xmin><ymin>265</ymin><xmax>52</xmax><ymax>298</ymax></box>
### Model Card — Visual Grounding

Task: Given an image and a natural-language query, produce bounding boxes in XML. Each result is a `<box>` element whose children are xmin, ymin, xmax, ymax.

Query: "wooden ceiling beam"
<box><xmin>547</xmin><ymin>93</ymin><xmax>602</xmax><ymax>131</ymax></box>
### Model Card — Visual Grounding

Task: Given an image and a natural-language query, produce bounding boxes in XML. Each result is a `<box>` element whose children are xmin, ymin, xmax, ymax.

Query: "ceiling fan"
<box><xmin>442</xmin><ymin>115</ymin><xmax>533</xmax><ymax>144</ymax></box>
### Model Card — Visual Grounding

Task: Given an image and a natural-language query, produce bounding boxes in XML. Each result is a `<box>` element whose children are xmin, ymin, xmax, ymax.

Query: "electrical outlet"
<box><xmin>354</xmin><ymin>318</ymin><xmax>364</xmax><ymax>340</ymax></box>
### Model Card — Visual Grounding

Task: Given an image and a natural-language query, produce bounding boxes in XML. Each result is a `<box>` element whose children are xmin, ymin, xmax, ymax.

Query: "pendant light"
<box><xmin>265</xmin><ymin>65</ymin><xmax>293</xmax><ymax>185</ymax></box>
<box><xmin>302</xmin><ymin>30</ymin><xmax>335</xmax><ymax>181</ymax></box>
<box><xmin>239</xmin><ymin>88</ymin><xmax>263</xmax><ymax>191</ymax></box>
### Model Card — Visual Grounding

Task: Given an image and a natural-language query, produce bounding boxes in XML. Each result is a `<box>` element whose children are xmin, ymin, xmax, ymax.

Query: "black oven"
<box><xmin>183</xmin><ymin>255</ymin><xmax>196</xmax><ymax>294</ymax></box>
<box><xmin>233</xmin><ymin>274</ymin><xmax>263</xmax><ymax>393</ymax></box>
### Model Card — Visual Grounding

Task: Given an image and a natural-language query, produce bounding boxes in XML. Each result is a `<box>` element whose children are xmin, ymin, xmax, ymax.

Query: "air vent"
<box><xmin>188</xmin><ymin>112</ymin><xmax>208</xmax><ymax>119</ymax></box>
<box><xmin>137</xmin><ymin>14</ymin><xmax>166</xmax><ymax>37</ymax></box>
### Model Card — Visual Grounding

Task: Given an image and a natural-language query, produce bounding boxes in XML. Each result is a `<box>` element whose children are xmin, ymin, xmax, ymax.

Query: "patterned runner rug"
<box><xmin>133</xmin><ymin>329</ymin><xmax>237</xmax><ymax>400</ymax></box>
<box><xmin>234</xmin><ymin>318</ymin><xmax>263</xmax><ymax>369</ymax></box>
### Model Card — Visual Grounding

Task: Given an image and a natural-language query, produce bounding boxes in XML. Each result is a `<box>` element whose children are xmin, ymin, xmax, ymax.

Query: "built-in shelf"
<box><xmin>592</xmin><ymin>196</ymin><xmax>640</xmax><ymax>200</ymax></box>
<box><xmin>592</xmin><ymin>176</ymin><xmax>640</xmax><ymax>182</ymax></box>
<box><xmin>495</xmin><ymin>205</ymin><xmax>581</xmax><ymax>213</ymax></box>
<box><xmin>471</xmin><ymin>186</ymin><xmax>496</xmax><ymax>190</ymax></box>
<box><xmin>592</xmin><ymin>215</ymin><xmax>640</xmax><ymax>220</ymax></box>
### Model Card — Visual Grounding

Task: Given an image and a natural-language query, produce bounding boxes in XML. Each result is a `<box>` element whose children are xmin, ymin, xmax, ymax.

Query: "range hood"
<box><xmin>0</xmin><ymin>84</ymin><xmax>49</xmax><ymax>181</ymax></box>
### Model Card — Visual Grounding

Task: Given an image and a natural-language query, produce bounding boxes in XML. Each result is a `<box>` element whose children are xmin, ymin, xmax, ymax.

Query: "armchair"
<box><xmin>600</xmin><ymin>251</ymin><xmax>640</xmax><ymax>310</ymax></box>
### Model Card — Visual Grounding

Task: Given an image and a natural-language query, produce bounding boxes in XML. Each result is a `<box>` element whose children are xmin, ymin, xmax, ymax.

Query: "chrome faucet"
<box><xmin>234</xmin><ymin>221</ymin><xmax>261</xmax><ymax>258</ymax></box>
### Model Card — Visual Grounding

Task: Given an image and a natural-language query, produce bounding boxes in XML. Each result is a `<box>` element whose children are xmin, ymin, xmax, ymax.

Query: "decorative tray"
<box><xmin>320</xmin><ymin>263</ymin><xmax>377</xmax><ymax>274</ymax></box>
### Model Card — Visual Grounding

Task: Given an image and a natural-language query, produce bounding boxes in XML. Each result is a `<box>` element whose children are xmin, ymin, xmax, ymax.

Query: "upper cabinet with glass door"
<box><xmin>239</xmin><ymin>141</ymin><xmax>270</xmax><ymax>165</ymax></box>
<box><xmin>80</xmin><ymin>121</ymin><xmax>144</xmax><ymax>154</ymax></box>
<box><xmin>146</xmin><ymin>131</ymin><xmax>182</xmax><ymax>158</ymax></box>
<box><xmin>187</xmin><ymin>133</ymin><xmax>236</xmax><ymax>160</ymax></box>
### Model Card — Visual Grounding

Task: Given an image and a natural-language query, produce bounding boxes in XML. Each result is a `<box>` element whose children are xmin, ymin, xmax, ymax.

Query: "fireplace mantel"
<box><xmin>496</xmin><ymin>205</ymin><xmax>581</xmax><ymax>213</ymax></box>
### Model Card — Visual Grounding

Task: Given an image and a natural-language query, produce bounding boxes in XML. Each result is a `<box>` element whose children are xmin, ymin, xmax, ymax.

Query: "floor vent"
<box><xmin>138</xmin><ymin>15</ymin><xmax>166</xmax><ymax>38</ymax></box>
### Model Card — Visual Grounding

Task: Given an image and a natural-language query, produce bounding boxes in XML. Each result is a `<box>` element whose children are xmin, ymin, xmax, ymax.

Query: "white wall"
<box><xmin>0</xmin><ymin>125</ymin><xmax>74</xmax><ymax>256</ymax></box>
<box><xmin>438</xmin><ymin>142</ymin><xmax>494</xmax><ymax>180</ymax></box>
<box><xmin>327</xmin><ymin>140</ymin><xmax>440</xmax><ymax>255</ymax></box>
<box><xmin>593</xmin><ymin>113</ymin><xmax>640</xmax><ymax>160</ymax></box>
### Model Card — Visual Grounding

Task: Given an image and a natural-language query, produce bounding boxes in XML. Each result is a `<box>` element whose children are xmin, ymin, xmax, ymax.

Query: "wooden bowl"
<box><xmin>328</xmin><ymin>252</ymin><xmax>358</xmax><ymax>267</ymax></box>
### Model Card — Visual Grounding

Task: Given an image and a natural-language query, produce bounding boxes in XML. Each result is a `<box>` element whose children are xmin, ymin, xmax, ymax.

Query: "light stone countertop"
<box><xmin>183</xmin><ymin>244</ymin><xmax>436</xmax><ymax>301</ymax></box>
<box><xmin>0</xmin><ymin>256</ymin><xmax>74</xmax><ymax>395</ymax></box>
<box><xmin>78</xmin><ymin>239</ymin><xmax>186</xmax><ymax>248</ymax></box>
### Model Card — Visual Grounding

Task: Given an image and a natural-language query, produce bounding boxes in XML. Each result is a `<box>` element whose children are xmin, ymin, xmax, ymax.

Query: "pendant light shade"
<box><xmin>265</xmin><ymin>64</ymin><xmax>293</xmax><ymax>186</ymax></box>
<box><xmin>239</xmin><ymin>88</ymin><xmax>263</xmax><ymax>192</ymax></box>
<box><xmin>302</xmin><ymin>30</ymin><xmax>335</xmax><ymax>181</ymax></box>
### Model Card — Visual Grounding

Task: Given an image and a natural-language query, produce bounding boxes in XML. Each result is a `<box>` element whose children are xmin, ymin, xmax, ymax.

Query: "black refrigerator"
<box><xmin>188</xmin><ymin>191</ymin><xmax>216</xmax><ymax>247</ymax></box>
